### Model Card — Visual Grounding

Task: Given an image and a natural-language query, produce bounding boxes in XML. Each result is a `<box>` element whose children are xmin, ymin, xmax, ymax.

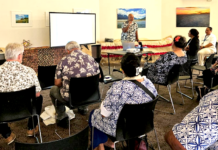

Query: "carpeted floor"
<box><xmin>0</xmin><ymin>65</ymin><xmax>203</xmax><ymax>150</ymax></box>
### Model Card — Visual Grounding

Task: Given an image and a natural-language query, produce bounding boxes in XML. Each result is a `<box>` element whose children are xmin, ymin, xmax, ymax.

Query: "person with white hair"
<box><xmin>50</xmin><ymin>41</ymin><xmax>100</xmax><ymax>128</ymax></box>
<box><xmin>0</xmin><ymin>43</ymin><xmax>42</xmax><ymax>145</ymax></box>
<box><xmin>121</xmin><ymin>13</ymin><xmax>140</xmax><ymax>43</ymax></box>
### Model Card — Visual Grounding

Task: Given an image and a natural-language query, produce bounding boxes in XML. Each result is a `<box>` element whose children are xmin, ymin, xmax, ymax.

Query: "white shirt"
<box><xmin>200</xmin><ymin>33</ymin><xmax>217</xmax><ymax>51</ymax></box>
<box><xmin>0</xmin><ymin>61</ymin><xmax>41</xmax><ymax>93</ymax></box>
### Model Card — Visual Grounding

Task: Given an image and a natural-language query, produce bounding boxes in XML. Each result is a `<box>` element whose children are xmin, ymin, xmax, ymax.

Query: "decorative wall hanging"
<box><xmin>11</xmin><ymin>11</ymin><xmax>32</xmax><ymax>27</ymax></box>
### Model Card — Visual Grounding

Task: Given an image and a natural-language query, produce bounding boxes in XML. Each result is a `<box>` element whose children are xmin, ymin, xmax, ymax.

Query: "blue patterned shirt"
<box><xmin>173</xmin><ymin>90</ymin><xmax>218</xmax><ymax>150</ymax></box>
<box><xmin>91</xmin><ymin>76</ymin><xmax>157</xmax><ymax>137</ymax></box>
<box><xmin>55</xmin><ymin>50</ymin><xmax>100</xmax><ymax>101</ymax></box>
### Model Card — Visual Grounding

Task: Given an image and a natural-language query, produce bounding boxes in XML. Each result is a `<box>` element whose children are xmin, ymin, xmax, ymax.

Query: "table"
<box><xmin>107</xmin><ymin>50</ymin><xmax>153</xmax><ymax>74</ymax></box>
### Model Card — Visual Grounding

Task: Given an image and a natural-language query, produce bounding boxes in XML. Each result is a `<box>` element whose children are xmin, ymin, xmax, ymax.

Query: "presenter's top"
<box><xmin>121</xmin><ymin>21</ymin><xmax>138</xmax><ymax>42</ymax></box>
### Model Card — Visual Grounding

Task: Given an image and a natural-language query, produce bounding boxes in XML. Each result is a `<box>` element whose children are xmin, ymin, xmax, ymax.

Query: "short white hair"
<box><xmin>65</xmin><ymin>41</ymin><xmax>80</xmax><ymax>50</ymax></box>
<box><xmin>5</xmin><ymin>43</ymin><xmax>24</xmax><ymax>60</ymax></box>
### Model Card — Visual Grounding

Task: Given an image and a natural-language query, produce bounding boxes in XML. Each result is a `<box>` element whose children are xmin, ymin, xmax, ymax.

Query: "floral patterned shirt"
<box><xmin>91</xmin><ymin>76</ymin><xmax>157</xmax><ymax>137</ymax></box>
<box><xmin>0</xmin><ymin>61</ymin><xmax>41</xmax><ymax>93</ymax></box>
<box><xmin>121</xmin><ymin>21</ymin><xmax>138</xmax><ymax>42</ymax></box>
<box><xmin>55</xmin><ymin>50</ymin><xmax>100</xmax><ymax>101</ymax></box>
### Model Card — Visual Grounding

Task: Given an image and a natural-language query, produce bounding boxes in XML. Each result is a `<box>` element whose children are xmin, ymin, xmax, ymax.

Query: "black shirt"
<box><xmin>186</xmin><ymin>37</ymin><xmax>199</xmax><ymax>60</ymax></box>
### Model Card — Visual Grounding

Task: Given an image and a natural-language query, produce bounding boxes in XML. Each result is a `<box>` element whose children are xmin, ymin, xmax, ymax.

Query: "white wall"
<box><xmin>161</xmin><ymin>0</ymin><xmax>218</xmax><ymax>40</ymax></box>
<box><xmin>99</xmin><ymin>0</ymin><xmax>162</xmax><ymax>41</ymax></box>
<box><xmin>0</xmin><ymin>0</ymin><xmax>100</xmax><ymax>47</ymax></box>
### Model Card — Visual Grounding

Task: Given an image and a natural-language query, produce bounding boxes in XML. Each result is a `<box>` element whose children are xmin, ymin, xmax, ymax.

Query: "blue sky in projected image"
<box><xmin>118</xmin><ymin>8</ymin><xmax>146</xmax><ymax>20</ymax></box>
<box><xmin>16</xmin><ymin>14</ymin><xmax>29</xmax><ymax>20</ymax></box>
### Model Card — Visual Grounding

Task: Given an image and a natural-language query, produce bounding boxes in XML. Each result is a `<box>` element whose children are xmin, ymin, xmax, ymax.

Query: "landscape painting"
<box><xmin>117</xmin><ymin>8</ymin><xmax>146</xmax><ymax>28</ymax></box>
<box><xmin>176</xmin><ymin>7</ymin><xmax>210</xmax><ymax>27</ymax></box>
<box><xmin>11</xmin><ymin>11</ymin><xmax>32</xmax><ymax>26</ymax></box>
<box><xmin>16</xmin><ymin>14</ymin><xmax>29</xmax><ymax>23</ymax></box>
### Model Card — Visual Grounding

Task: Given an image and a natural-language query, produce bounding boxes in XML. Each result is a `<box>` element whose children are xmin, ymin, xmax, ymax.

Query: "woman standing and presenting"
<box><xmin>184</xmin><ymin>29</ymin><xmax>200</xmax><ymax>60</ymax></box>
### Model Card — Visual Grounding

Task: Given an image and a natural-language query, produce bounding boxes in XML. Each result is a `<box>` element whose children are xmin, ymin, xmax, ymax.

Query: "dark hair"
<box><xmin>121</xmin><ymin>53</ymin><xmax>140</xmax><ymax>77</ymax></box>
<box><xmin>190</xmin><ymin>29</ymin><xmax>199</xmax><ymax>38</ymax></box>
<box><xmin>173</xmin><ymin>35</ymin><xmax>186</xmax><ymax>49</ymax></box>
<box><xmin>207</xmin><ymin>27</ymin><xmax>212</xmax><ymax>31</ymax></box>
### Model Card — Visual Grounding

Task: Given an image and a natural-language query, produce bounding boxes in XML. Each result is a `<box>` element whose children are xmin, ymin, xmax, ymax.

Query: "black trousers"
<box><xmin>0</xmin><ymin>95</ymin><xmax>43</xmax><ymax>138</ymax></box>
<box><xmin>203</xmin><ymin>69</ymin><xmax>218</xmax><ymax>88</ymax></box>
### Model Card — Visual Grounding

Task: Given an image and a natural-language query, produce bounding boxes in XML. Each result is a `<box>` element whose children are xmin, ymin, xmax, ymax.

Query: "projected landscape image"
<box><xmin>176</xmin><ymin>7</ymin><xmax>210</xmax><ymax>27</ymax></box>
<box><xmin>117</xmin><ymin>8</ymin><xmax>146</xmax><ymax>28</ymax></box>
<box><xmin>16</xmin><ymin>14</ymin><xmax>29</xmax><ymax>23</ymax></box>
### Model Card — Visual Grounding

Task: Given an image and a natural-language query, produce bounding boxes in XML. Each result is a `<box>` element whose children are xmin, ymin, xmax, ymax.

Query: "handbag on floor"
<box><xmin>195</xmin><ymin>86</ymin><xmax>209</xmax><ymax>101</ymax></box>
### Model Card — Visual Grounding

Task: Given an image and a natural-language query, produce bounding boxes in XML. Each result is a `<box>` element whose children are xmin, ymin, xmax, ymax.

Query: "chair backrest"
<box><xmin>179</xmin><ymin>59</ymin><xmax>193</xmax><ymax>79</ymax></box>
<box><xmin>69</xmin><ymin>74</ymin><xmax>101</xmax><ymax>108</ymax></box>
<box><xmin>167</xmin><ymin>65</ymin><xmax>181</xmax><ymax>85</ymax></box>
<box><xmin>0</xmin><ymin>86</ymin><xmax>36</xmax><ymax>122</ymax></box>
<box><xmin>38</xmin><ymin>65</ymin><xmax>57</xmax><ymax>88</ymax></box>
<box><xmin>115</xmin><ymin>97</ymin><xmax>158</xmax><ymax>141</ymax></box>
<box><xmin>205</xmin><ymin>54</ymin><xmax>214</xmax><ymax>69</ymax></box>
<box><xmin>0</xmin><ymin>59</ymin><xmax>6</xmax><ymax>65</ymax></box>
<box><xmin>15</xmin><ymin>126</ymin><xmax>89</xmax><ymax>150</ymax></box>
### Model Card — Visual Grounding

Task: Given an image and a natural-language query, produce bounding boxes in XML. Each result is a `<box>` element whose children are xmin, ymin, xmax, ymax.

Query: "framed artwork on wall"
<box><xmin>117</xmin><ymin>8</ymin><xmax>146</xmax><ymax>28</ymax></box>
<box><xmin>11</xmin><ymin>11</ymin><xmax>32</xmax><ymax>27</ymax></box>
<box><xmin>176</xmin><ymin>7</ymin><xmax>210</xmax><ymax>27</ymax></box>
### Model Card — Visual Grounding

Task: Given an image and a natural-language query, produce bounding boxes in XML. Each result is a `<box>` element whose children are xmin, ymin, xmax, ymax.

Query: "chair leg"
<box><xmin>191</xmin><ymin>79</ymin><xmax>194</xmax><ymax>99</ymax></box>
<box><xmin>37</xmin><ymin>115</ymin><xmax>43</xmax><ymax>143</ymax></box>
<box><xmin>114</xmin><ymin>141</ymin><xmax>119</xmax><ymax>150</ymax></box>
<box><xmin>167</xmin><ymin>85</ymin><xmax>176</xmax><ymax>115</ymax></box>
<box><xmin>101</xmin><ymin>84</ymin><xmax>105</xmax><ymax>100</ymax></box>
<box><xmin>69</xmin><ymin>119</ymin><xmax>70</xmax><ymax>136</ymax></box>
<box><xmin>153</xmin><ymin>128</ymin><xmax>161</xmax><ymax>150</ymax></box>
<box><xmin>211</xmin><ymin>77</ymin><xmax>214</xmax><ymax>89</ymax></box>
<box><xmin>177</xmin><ymin>80</ymin><xmax>194</xmax><ymax>100</ymax></box>
<box><xmin>92</xmin><ymin>126</ymin><xmax>94</xmax><ymax>150</ymax></box>
<box><xmin>55</xmin><ymin>99</ymin><xmax>62</xmax><ymax>139</ymax></box>
<box><xmin>177</xmin><ymin>82</ymin><xmax>184</xmax><ymax>104</ymax></box>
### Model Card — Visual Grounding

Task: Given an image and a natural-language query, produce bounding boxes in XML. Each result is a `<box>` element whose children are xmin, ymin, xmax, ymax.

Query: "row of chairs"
<box><xmin>0</xmin><ymin>76</ymin><xmax>160</xmax><ymax>149</ymax></box>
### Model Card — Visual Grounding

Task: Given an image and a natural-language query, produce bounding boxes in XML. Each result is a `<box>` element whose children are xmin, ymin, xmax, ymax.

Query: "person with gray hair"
<box><xmin>0</xmin><ymin>43</ymin><xmax>43</xmax><ymax>145</ymax></box>
<box><xmin>50</xmin><ymin>41</ymin><xmax>100</xmax><ymax>128</ymax></box>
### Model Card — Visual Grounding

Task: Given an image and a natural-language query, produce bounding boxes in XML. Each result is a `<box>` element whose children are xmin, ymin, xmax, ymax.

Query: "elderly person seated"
<box><xmin>144</xmin><ymin>35</ymin><xmax>187</xmax><ymax>84</ymax></box>
<box><xmin>165</xmin><ymin>89</ymin><xmax>218</xmax><ymax>150</ymax></box>
<box><xmin>198</xmin><ymin>27</ymin><xmax>217</xmax><ymax>66</ymax></box>
<box><xmin>50</xmin><ymin>41</ymin><xmax>100</xmax><ymax>128</ymax></box>
<box><xmin>89</xmin><ymin>53</ymin><xmax>158</xmax><ymax>150</ymax></box>
<box><xmin>0</xmin><ymin>43</ymin><xmax>43</xmax><ymax>145</ymax></box>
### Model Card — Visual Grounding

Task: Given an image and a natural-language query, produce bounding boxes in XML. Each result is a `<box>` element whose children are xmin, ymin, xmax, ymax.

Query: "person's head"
<box><xmin>65</xmin><ymin>41</ymin><xmax>80</xmax><ymax>54</ymax></box>
<box><xmin>172</xmin><ymin>35</ymin><xmax>186</xmax><ymax>50</ymax></box>
<box><xmin>205</xmin><ymin>27</ymin><xmax>212</xmax><ymax>35</ymax></box>
<box><xmin>128</xmin><ymin>14</ymin><xmax>134</xmax><ymax>22</ymax></box>
<box><xmin>188</xmin><ymin>29</ymin><xmax>199</xmax><ymax>38</ymax></box>
<box><xmin>121</xmin><ymin>53</ymin><xmax>140</xmax><ymax>77</ymax></box>
<box><xmin>5</xmin><ymin>43</ymin><xmax>24</xmax><ymax>63</ymax></box>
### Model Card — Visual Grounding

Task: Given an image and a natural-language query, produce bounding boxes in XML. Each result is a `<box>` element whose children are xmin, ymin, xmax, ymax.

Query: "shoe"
<box><xmin>56</xmin><ymin>116</ymin><xmax>69</xmax><ymax>129</ymax></box>
<box><xmin>5</xmin><ymin>133</ymin><xmax>16</xmax><ymax>145</ymax></box>
<box><xmin>78</xmin><ymin>106</ymin><xmax>89</xmax><ymax>115</ymax></box>
<box><xmin>27</xmin><ymin>125</ymin><xmax>39</xmax><ymax>137</ymax></box>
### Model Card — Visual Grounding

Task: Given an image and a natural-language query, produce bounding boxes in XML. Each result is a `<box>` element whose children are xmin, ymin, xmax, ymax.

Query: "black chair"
<box><xmin>15</xmin><ymin>126</ymin><xmax>89</xmax><ymax>150</ymax></box>
<box><xmin>176</xmin><ymin>60</ymin><xmax>194</xmax><ymax>100</ymax></box>
<box><xmin>0</xmin><ymin>86</ymin><xmax>42</xmax><ymax>143</ymax></box>
<box><xmin>191</xmin><ymin>54</ymin><xmax>214</xmax><ymax>77</ymax></box>
<box><xmin>92</xmin><ymin>97</ymin><xmax>160</xmax><ymax>150</ymax></box>
<box><xmin>156</xmin><ymin>65</ymin><xmax>184</xmax><ymax>115</ymax></box>
<box><xmin>0</xmin><ymin>59</ymin><xmax>6</xmax><ymax>65</ymax></box>
<box><xmin>38</xmin><ymin>65</ymin><xmax>57</xmax><ymax>90</ymax></box>
<box><xmin>55</xmin><ymin>74</ymin><xmax>101</xmax><ymax>138</ymax></box>
<box><xmin>99</xmin><ymin>66</ymin><xmax>122</xmax><ymax>99</ymax></box>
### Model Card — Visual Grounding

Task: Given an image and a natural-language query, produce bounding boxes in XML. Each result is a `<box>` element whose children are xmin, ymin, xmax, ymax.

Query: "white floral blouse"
<box><xmin>55</xmin><ymin>50</ymin><xmax>100</xmax><ymax>101</ymax></box>
<box><xmin>91</xmin><ymin>76</ymin><xmax>157</xmax><ymax>137</ymax></box>
<box><xmin>0</xmin><ymin>61</ymin><xmax>41</xmax><ymax>93</ymax></box>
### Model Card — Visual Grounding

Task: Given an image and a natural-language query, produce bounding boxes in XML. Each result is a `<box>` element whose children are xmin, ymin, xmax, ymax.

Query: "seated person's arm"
<box><xmin>202</xmin><ymin>36</ymin><xmax>216</xmax><ymax>49</ymax></box>
<box><xmin>203</xmin><ymin>43</ymin><xmax>213</xmax><ymax>48</ymax></box>
<box><xmin>55</xmin><ymin>78</ymin><xmax>62</xmax><ymax>87</ymax></box>
<box><xmin>32</xmin><ymin>70</ymin><xmax>42</xmax><ymax>97</ymax></box>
